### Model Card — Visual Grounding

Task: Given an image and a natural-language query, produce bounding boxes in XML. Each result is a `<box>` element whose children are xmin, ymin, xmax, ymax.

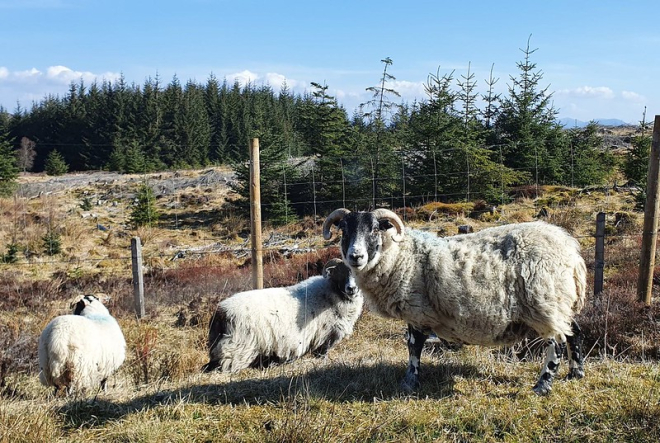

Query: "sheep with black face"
<box><xmin>202</xmin><ymin>258</ymin><xmax>363</xmax><ymax>373</ymax></box>
<box><xmin>38</xmin><ymin>294</ymin><xmax>126</xmax><ymax>395</ymax></box>
<box><xmin>323</xmin><ymin>208</ymin><xmax>587</xmax><ymax>395</ymax></box>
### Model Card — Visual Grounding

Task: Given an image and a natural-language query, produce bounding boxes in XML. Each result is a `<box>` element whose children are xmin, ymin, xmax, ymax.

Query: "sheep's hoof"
<box><xmin>566</xmin><ymin>368</ymin><xmax>585</xmax><ymax>380</ymax></box>
<box><xmin>532</xmin><ymin>381</ymin><xmax>552</xmax><ymax>396</ymax></box>
<box><xmin>400</xmin><ymin>372</ymin><xmax>420</xmax><ymax>393</ymax></box>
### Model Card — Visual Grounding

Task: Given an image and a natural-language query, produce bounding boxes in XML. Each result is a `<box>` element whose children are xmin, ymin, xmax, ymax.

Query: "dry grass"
<box><xmin>2</xmin><ymin>169</ymin><xmax>660</xmax><ymax>442</ymax></box>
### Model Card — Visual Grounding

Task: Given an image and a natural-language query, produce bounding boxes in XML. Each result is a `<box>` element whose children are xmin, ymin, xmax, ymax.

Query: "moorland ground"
<box><xmin>1</xmin><ymin>155</ymin><xmax>660</xmax><ymax>442</ymax></box>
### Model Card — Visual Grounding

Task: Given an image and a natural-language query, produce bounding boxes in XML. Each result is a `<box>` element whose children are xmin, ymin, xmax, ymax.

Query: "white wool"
<box><xmin>38</xmin><ymin>296</ymin><xmax>126</xmax><ymax>394</ymax></box>
<box><xmin>205</xmin><ymin>264</ymin><xmax>363</xmax><ymax>373</ymax></box>
<box><xmin>354</xmin><ymin>221</ymin><xmax>586</xmax><ymax>345</ymax></box>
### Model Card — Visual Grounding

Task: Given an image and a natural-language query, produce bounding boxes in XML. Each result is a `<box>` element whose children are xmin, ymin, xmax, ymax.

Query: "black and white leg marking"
<box><xmin>566</xmin><ymin>320</ymin><xmax>585</xmax><ymax>380</ymax></box>
<box><xmin>533</xmin><ymin>338</ymin><xmax>562</xmax><ymax>395</ymax></box>
<box><xmin>401</xmin><ymin>324</ymin><xmax>428</xmax><ymax>392</ymax></box>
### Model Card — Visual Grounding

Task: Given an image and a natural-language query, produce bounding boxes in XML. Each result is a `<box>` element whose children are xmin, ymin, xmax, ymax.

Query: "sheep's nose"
<box><xmin>345</xmin><ymin>286</ymin><xmax>358</xmax><ymax>297</ymax></box>
<box><xmin>348</xmin><ymin>252</ymin><xmax>363</xmax><ymax>264</ymax></box>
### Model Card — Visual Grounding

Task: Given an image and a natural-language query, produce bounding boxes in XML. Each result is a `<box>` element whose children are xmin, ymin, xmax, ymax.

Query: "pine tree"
<box><xmin>361</xmin><ymin>57</ymin><xmax>402</xmax><ymax>206</ymax></box>
<box><xmin>566</xmin><ymin>122</ymin><xmax>616</xmax><ymax>187</ymax></box>
<box><xmin>0</xmin><ymin>124</ymin><xmax>19</xmax><ymax>197</ymax></box>
<box><xmin>44</xmin><ymin>150</ymin><xmax>69</xmax><ymax>176</ymax></box>
<box><xmin>494</xmin><ymin>36</ymin><xmax>566</xmax><ymax>185</ymax></box>
<box><xmin>130</xmin><ymin>182</ymin><xmax>160</xmax><ymax>228</ymax></box>
<box><xmin>295</xmin><ymin>82</ymin><xmax>352</xmax><ymax>214</ymax></box>
<box><xmin>42</xmin><ymin>229</ymin><xmax>62</xmax><ymax>256</ymax></box>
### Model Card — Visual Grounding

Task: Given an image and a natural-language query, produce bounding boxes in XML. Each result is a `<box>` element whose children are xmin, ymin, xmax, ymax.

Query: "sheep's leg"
<box><xmin>533</xmin><ymin>338</ymin><xmax>562</xmax><ymax>395</ymax></box>
<box><xmin>566</xmin><ymin>320</ymin><xmax>585</xmax><ymax>380</ymax></box>
<box><xmin>401</xmin><ymin>324</ymin><xmax>428</xmax><ymax>392</ymax></box>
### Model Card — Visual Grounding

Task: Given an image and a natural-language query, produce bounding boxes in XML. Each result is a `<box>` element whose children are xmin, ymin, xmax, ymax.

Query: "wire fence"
<box><xmin>0</xmin><ymin>142</ymin><xmax>649</xmax><ymax>311</ymax></box>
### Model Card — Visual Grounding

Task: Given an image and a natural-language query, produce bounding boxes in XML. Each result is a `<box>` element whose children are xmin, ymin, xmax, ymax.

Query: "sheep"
<box><xmin>202</xmin><ymin>258</ymin><xmax>364</xmax><ymax>373</ymax></box>
<box><xmin>323</xmin><ymin>208</ymin><xmax>587</xmax><ymax>395</ymax></box>
<box><xmin>38</xmin><ymin>294</ymin><xmax>126</xmax><ymax>395</ymax></box>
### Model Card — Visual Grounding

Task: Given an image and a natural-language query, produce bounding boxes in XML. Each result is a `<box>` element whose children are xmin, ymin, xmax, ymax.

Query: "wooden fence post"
<box><xmin>637</xmin><ymin>115</ymin><xmax>660</xmax><ymax>305</ymax></box>
<box><xmin>131</xmin><ymin>236</ymin><xmax>145</xmax><ymax>318</ymax></box>
<box><xmin>249</xmin><ymin>138</ymin><xmax>263</xmax><ymax>290</ymax></box>
<box><xmin>594</xmin><ymin>212</ymin><xmax>605</xmax><ymax>296</ymax></box>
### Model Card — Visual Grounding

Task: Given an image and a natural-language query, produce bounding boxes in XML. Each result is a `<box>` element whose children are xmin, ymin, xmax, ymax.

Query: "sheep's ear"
<box><xmin>323</xmin><ymin>265</ymin><xmax>336</xmax><ymax>279</ymax></box>
<box><xmin>73</xmin><ymin>299</ymin><xmax>86</xmax><ymax>315</ymax></box>
<box><xmin>379</xmin><ymin>219</ymin><xmax>394</xmax><ymax>231</ymax></box>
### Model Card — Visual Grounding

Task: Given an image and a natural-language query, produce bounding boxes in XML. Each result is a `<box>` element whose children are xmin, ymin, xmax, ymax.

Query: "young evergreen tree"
<box><xmin>295</xmin><ymin>82</ymin><xmax>352</xmax><ymax>214</ymax></box>
<box><xmin>1</xmin><ymin>243</ymin><xmax>19</xmax><ymax>264</ymax></box>
<box><xmin>130</xmin><ymin>182</ymin><xmax>160</xmax><ymax>228</ymax></box>
<box><xmin>44</xmin><ymin>150</ymin><xmax>69</xmax><ymax>176</ymax></box>
<box><xmin>360</xmin><ymin>57</ymin><xmax>402</xmax><ymax>206</ymax></box>
<box><xmin>623</xmin><ymin>126</ymin><xmax>652</xmax><ymax>187</ymax></box>
<box><xmin>494</xmin><ymin>37</ymin><xmax>566</xmax><ymax>185</ymax></box>
<box><xmin>0</xmin><ymin>125</ymin><xmax>19</xmax><ymax>197</ymax></box>
<box><xmin>565</xmin><ymin>122</ymin><xmax>616</xmax><ymax>187</ymax></box>
<box><xmin>42</xmin><ymin>229</ymin><xmax>62</xmax><ymax>256</ymax></box>
<box><xmin>403</xmin><ymin>68</ymin><xmax>462</xmax><ymax>203</ymax></box>
<box><xmin>230</xmin><ymin>132</ymin><xmax>300</xmax><ymax>225</ymax></box>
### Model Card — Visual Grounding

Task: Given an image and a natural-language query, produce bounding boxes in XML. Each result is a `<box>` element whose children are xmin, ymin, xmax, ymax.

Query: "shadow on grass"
<box><xmin>56</xmin><ymin>359</ymin><xmax>487</xmax><ymax>429</ymax></box>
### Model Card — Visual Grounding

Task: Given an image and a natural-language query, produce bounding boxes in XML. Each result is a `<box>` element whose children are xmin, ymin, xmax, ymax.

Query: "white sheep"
<box><xmin>323</xmin><ymin>208</ymin><xmax>587</xmax><ymax>395</ymax></box>
<box><xmin>202</xmin><ymin>258</ymin><xmax>363</xmax><ymax>373</ymax></box>
<box><xmin>38</xmin><ymin>294</ymin><xmax>126</xmax><ymax>395</ymax></box>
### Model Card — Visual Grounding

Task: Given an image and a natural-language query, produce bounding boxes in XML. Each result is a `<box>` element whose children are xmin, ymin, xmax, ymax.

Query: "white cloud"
<box><xmin>391</xmin><ymin>80</ymin><xmax>426</xmax><ymax>101</ymax></box>
<box><xmin>621</xmin><ymin>90</ymin><xmax>646</xmax><ymax>103</ymax></box>
<box><xmin>556</xmin><ymin>86</ymin><xmax>615</xmax><ymax>99</ymax></box>
<box><xmin>0</xmin><ymin>65</ymin><xmax>122</xmax><ymax>109</ymax></box>
<box><xmin>226</xmin><ymin>70</ymin><xmax>260</xmax><ymax>86</ymax></box>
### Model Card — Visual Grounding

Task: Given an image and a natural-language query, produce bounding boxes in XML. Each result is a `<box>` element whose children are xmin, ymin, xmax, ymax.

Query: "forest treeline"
<box><xmin>0</xmin><ymin>46</ymin><xmax>652</xmax><ymax>223</ymax></box>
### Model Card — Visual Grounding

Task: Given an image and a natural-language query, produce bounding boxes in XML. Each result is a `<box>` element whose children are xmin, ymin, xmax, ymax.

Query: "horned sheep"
<box><xmin>323</xmin><ymin>208</ymin><xmax>587</xmax><ymax>395</ymax></box>
<box><xmin>38</xmin><ymin>294</ymin><xmax>126</xmax><ymax>395</ymax></box>
<box><xmin>202</xmin><ymin>258</ymin><xmax>363</xmax><ymax>373</ymax></box>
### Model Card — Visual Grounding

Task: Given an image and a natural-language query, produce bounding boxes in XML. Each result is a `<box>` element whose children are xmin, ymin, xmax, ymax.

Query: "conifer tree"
<box><xmin>0</xmin><ymin>125</ymin><xmax>19</xmax><ymax>196</ymax></box>
<box><xmin>361</xmin><ymin>57</ymin><xmax>401</xmax><ymax>206</ymax></box>
<box><xmin>44</xmin><ymin>150</ymin><xmax>68</xmax><ymax>176</ymax></box>
<box><xmin>494</xmin><ymin>37</ymin><xmax>565</xmax><ymax>185</ymax></box>
<box><xmin>566</xmin><ymin>122</ymin><xmax>616</xmax><ymax>187</ymax></box>
<box><xmin>130</xmin><ymin>182</ymin><xmax>160</xmax><ymax>228</ymax></box>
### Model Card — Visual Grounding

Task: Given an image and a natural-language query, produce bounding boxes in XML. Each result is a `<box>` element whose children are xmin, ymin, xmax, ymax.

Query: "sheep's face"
<box><xmin>323</xmin><ymin>259</ymin><xmax>360</xmax><ymax>300</ymax></box>
<box><xmin>338</xmin><ymin>212</ymin><xmax>394</xmax><ymax>272</ymax></box>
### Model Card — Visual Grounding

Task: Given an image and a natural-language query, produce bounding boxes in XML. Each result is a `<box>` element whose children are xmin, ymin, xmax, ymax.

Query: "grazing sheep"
<box><xmin>323</xmin><ymin>208</ymin><xmax>587</xmax><ymax>395</ymax></box>
<box><xmin>38</xmin><ymin>294</ymin><xmax>126</xmax><ymax>395</ymax></box>
<box><xmin>202</xmin><ymin>258</ymin><xmax>363</xmax><ymax>373</ymax></box>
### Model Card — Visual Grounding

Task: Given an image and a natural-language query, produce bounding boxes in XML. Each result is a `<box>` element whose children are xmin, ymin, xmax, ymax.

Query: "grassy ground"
<box><xmin>2</xmin><ymin>168</ymin><xmax>660</xmax><ymax>442</ymax></box>
<box><xmin>3</xmin><ymin>312</ymin><xmax>660</xmax><ymax>443</ymax></box>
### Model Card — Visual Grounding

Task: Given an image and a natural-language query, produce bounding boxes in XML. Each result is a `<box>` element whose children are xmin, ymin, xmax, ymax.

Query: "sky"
<box><xmin>0</xmin><ymin>0</ymin><xmax>658</xmax><ymax>125</ymax></box>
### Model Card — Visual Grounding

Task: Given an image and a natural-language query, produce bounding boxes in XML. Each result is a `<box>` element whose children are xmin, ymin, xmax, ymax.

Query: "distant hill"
<box><xmin>558</xmin><ymin>118</ymin><xmax>630</xmax><ymax>128</ymax></box>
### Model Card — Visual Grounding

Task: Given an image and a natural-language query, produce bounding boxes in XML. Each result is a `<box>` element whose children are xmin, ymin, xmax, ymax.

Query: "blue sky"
<box><xmin>0</xmin><ymin>0</ymin><xmax>657</xmax><ymax>124</ymax></box>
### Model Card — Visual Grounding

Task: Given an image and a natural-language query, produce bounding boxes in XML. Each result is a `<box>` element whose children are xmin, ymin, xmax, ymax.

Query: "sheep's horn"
<box><xmin>323</xmin><ymin>208</ymin><xmax>351</xmax><ymax>240</ymax></box>
<box><xmin>372</xmin><ymin>209</ymin><xmax>405</xmax><ymax>242</ymax></box>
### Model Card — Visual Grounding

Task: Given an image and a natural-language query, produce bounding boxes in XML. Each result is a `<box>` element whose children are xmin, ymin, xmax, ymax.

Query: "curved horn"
<box><xmin>372</xmin><ymin>208</ymin><xmax>405</xmax><ymax>242</ymax></box>
<box><xmin>323</xmin><ymin>208</ymin><xmax>351</xmax><ymax>240</ymax></box>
